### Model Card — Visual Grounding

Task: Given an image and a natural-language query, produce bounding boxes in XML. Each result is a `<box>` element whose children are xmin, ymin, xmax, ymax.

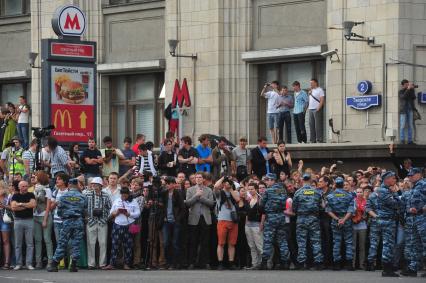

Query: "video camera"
<box><xmin>32</xmin><ymin>125</ymin><xmax>55</xmax><ymax>139</ymax></box>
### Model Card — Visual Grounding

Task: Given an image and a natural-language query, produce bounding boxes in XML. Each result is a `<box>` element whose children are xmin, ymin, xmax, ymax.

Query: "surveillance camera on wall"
<box><xmin>321</xmin><ymin>49</ymin><xmax>340</xmax><ymax>63</ymax></box>
<box><xmin>321</xmin><ymin>49</ymin><xmax>338</xmax><ymax>57</ymax></box>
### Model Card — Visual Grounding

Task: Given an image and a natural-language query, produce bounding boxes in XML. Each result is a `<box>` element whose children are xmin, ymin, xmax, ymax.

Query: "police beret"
<box><xmin>263</xmin><ymin>173</ymin><xmax>277</xmax><ymax>180</ymax></box>
<box><xmin>407</xmin><ymin>167</ymin><xmax>422</xmax><ymax>176</ymax></box>
<box><xmin>335</xmin><ymin>177</ymin><xmax>344</xmax><ymax>184</ymax></box>
<box><xmin>381</xmin><ymin>171</ymin><xmax>396</xmax><ymax>180</ymax></box>
<box><xmin>302</xmin><ymin>173</ymin><xmax>311</xmax><ymax>180</ymax></box>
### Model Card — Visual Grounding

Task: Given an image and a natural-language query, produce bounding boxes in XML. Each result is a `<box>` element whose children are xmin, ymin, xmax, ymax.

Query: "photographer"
<box><xmin>260</xmin><ymin>81</ymin><xmax>280</xmax><ymax>144</ymax></box>
<box><xmin>213</xmin><ymin>175</ymin><xmax>240</xmax><ymax>270</ymax></box>
<box><xmin>398</xmin><ymin>79</ymin><xmax>417</xmax><ymax>144</ymax></box>
<box><xmin>100</xmin><ymin>136</ymin><xmax>125</xmax><ymax>178</ymax></box>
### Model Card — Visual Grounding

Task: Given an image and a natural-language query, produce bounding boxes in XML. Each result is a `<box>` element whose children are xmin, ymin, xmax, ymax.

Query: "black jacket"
<box><xmin>251</xmin><ymin>146</ymin><xmax>270</xmax><ymax>178</ymax></box>
<box><xmin>160</xmin><ymin>189</ymin><xmax>186</xmax><ymax>224</ymax></box>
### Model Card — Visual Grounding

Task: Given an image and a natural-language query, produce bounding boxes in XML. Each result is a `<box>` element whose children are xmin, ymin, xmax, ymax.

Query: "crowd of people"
<box><xmin>0</xmin><ymin>131</ymin><xmax>424</xmax><ymax>278</ymax></box>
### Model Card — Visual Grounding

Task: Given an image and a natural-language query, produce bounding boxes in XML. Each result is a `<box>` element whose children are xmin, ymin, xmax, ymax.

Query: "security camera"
<box><xmin>321</xmin><ymin>49</ymin><xmax>340</xmax><ymax>63</ymax></box>
<box><xmin>321</xmin><ymin>49</ymin><xmax>338</xmax><ymax>57</ymax></box>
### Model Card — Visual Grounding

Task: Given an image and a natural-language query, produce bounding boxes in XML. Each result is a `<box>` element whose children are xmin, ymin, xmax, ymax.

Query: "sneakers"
<box><xmin>27</xmin><ymin>265</ymin><xmax>35</xmax><ymax>270</ymax></box>
<box><xmin>400</xmin><ymin>269</ymin><xmax>417</xmax><ymax>277</ymax></box>
<box><xmin>14</xmin><ymin>265</ymin><xmax>22</xmax><ymax>271</ymax></box>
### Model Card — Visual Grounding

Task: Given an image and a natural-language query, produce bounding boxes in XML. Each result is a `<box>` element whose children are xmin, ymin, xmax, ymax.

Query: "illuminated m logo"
<box><xmin>171</xmin><ymin>78</ymin><xmax>191</xmax><ymax>108</ymax></box>
<box><xmin>64</xmin><ymin>13</ymin><xmax>81</xmax><ymax>30</ymax></box>
<box><xmin>54</xmin><ymin>109</ymin><xmax>72</xmax><ymax>128</ymax></box>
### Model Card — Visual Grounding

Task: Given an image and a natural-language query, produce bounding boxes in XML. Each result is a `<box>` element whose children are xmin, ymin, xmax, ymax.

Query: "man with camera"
<box><xmin>100</xmin><ymin>136</ymin><xmax>125</xmax><ymax>179</ymax></box>
<box><xmin>0</xmin><ymin>136</ymin><xmax>25</xmax><ymax>182</ymax></box>
<box><xmin>213</xmin><ymin>175</ymin><xmax>240</xmax><ymax>270</ymax></box>
<box><xmin>84</xmin><ymin>177</ymin><xmax>111</xmax><ymax>270</ymax></box>
<box><xmin>399</xmin><ymin>79</ymin><xmax>417</xmax><ymax>144</ymax></box>
<box><xmin>260</xmin><ymin>81</ymin><xmax>281</xmax><ymax>144</ymax></box>
<box><xmin>212</xmin><ymin>136</ymin><xmax>234</xmax><ymax>181</ymax></box>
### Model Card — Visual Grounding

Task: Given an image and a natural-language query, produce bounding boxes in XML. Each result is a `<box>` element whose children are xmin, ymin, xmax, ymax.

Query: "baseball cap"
<box><xmin>335</xmin><ymin>177</ymin><xmax>344</xmax><ymax>185</ymax></box>
<box><xmin>90</xmin><ymin>177</ymin><xmax>103</xmax><ymax>186</ymax></box>
<box><xmin>381</xmin><ymin>171</ymin><xmax>396</xmax><ymax>180</ymax></box>
<box><xmin>407</xmin><ymin>167</ymin><xmax>422</xmax><ymax>176</ymax></box>
<box><xmin>263</xmin><ymin>173</ymin><xmax>277</xmax><ymax>180</ymax></box>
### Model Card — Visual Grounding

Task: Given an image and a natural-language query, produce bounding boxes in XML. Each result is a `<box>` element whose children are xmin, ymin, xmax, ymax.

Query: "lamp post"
<box><xmin>168</xmin><ymin>39</ymin><xmax>197</xmax><ymax>140</ymax></box>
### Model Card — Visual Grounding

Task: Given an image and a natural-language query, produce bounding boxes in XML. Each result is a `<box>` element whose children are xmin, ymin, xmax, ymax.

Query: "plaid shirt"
<box><xmin>84</xmin><ymin>190</ymin><xmax>112</xmax><ymax>227</ymax></box>
<box><xmin>49</xmin><ymin>146</ymin><xmax>69</xmax><ymax>176</ymax></box>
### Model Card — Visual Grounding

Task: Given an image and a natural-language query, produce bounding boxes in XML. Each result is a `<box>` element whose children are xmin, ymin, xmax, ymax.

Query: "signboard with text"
<box><xmin>346</xmin><ymin>95</ymin><xmax>381</xmax><ymax>110</ymax></box>
<box><xmin>50</xmin><ymin>65</ymin><xmax>95</xmax><ymax>142</ymax></box>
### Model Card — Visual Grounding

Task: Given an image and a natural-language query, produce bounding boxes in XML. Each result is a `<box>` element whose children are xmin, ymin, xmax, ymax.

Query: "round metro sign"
<box><xmin>52</xmin><ymin>5</ymin><xmax>86</xmax><ymax>37</ymax></box>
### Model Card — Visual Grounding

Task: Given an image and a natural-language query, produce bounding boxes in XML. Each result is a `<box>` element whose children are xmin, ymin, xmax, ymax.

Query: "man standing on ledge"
<box><xmin>308</xmin><ymin>78</ymin><xmax>325</xmax><ymax>143</ymax></box>
<box><xmin>48</xmin><ymin>178</ymin><xmax>87</xmax><ymax>272</ymax></box>
<box><xmin>260</xmin><ymin>81</ymin><xmax>280</xmax><ymax>144</ymax></box>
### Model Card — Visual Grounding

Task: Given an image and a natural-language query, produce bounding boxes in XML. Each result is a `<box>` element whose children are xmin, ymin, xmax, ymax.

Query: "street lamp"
<box><xmin>168</xmin><ymin>39</ymin><xmax>197</xmax><ymax>59</ymax></box>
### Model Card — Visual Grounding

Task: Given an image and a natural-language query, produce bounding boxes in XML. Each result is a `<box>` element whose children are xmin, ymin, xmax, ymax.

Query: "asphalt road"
<box><xmin>0</xmin><ymin>269</ymin><xmax>423</xmax><ymax>283</ymax></box>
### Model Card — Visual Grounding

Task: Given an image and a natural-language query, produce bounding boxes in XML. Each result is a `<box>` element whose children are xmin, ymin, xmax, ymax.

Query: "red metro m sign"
<box><xmin>172</xmin><ymin>78</ymin><xmax>192</xmax><ymax>108</ymax></box>
<box><xmin>52</xmin><ymin>5</ymin><xmax>86</xmax><ymax>37</ymax></box>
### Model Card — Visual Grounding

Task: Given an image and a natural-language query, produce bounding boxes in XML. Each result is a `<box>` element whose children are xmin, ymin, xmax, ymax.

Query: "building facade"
<box><xmin>0</xmin><ymin>0</ymin><xmax>425</xmax><ymax>149</ymax></box>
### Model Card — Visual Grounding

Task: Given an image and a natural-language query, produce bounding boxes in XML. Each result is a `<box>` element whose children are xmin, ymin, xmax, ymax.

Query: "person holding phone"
<box><xmin>103</xmin><ymin>187</ymin><xmax>140</xmax><ymax>270</ymax></box>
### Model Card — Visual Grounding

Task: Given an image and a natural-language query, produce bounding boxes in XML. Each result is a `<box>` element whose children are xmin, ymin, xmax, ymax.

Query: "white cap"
<box><xmin>90</xmin><ymin>177</ymin><xmax>103</xmax><ymax>186</ymax></box>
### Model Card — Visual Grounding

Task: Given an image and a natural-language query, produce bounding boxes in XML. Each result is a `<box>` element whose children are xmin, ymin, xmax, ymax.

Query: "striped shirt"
<box><xmin>49</xmin><ymin>146</ymin><xmax>69</xmax><ymax>176</ymax></box>
<box><xmin>293</xmin><ymin>90</ymin><xmax>309</xmax><ymax>114</ymax></box>
<box><xmin>84</xmin><ymin>190</ymin><xmax>112</xmax><ymax>227</ymax></box>
<box><xmin>22</xmin><ymin>149</ymin><xmax>36</xmax><ymax>174</ymax></box>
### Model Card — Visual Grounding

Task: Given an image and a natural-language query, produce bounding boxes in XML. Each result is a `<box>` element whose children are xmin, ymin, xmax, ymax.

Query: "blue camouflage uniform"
<box><xmin>53</xmin><ymin>187</ymin><xmax>87</xmax><ymax>263</ymax></box>
<box><xmin>375</xmin><ymin>183</ymin><xmax>400</xmax><ymax>264</ymax></box>
<box><xmin>293</xmin><ymin>184</ymin><xmax>323</xmax><ymax>264</ymax></box>
<box><xmin>366</xmin><ymin>191</ymin><xmax>381</xmax><ymax>264</ymax></box>
<box><xmin>405</xmin><ymin>178</ymin><xmax>426</xmax><ymax>271</ymax></box>
<box><xmin>261</xmin><ymin>183</ymin><xmax>289</xmax><ymax>263</ymax></box>
<box><xmin>325</xmin><ymin>187</ymin><xmax>354</xmax><ymax>263</ymax></box>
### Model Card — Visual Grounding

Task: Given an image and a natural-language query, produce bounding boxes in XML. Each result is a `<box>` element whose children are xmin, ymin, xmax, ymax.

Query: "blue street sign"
<box><xmin>346</xmin><ymin>95</ymin><xmax>381</xmax><ymax>110</ymax></box>
<box><xmin>418</xmin><ymin>92</ymin><xmax>426</xmax><ymax>104</ymax></box>
<box><xmin>357</xmin><ymin>80</ymin><xmax>372</xmax><ymax>94</ymax></box>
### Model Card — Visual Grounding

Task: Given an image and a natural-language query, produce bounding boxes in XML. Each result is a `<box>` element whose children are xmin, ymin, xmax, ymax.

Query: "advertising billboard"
<box><xmin>50</xmin><ymin>65</ymin><xmax>95</xmax><ymax>142</ymax></box>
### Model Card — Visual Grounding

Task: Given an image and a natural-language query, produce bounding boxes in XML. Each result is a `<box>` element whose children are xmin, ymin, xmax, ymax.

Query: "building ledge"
<box><xmin>241</xmin><ymin>45</ymin><xmax>327</xmax><ymax>62</ymax></box>
<box><xmin>0</xmin><ymin>69</ymin><xmax>30</xmax><ymax>80</ymax></box>
<box><xmin>97</xmin><ymin>59</ymin><xmax>165</xmax><ymax>74</ymax></box>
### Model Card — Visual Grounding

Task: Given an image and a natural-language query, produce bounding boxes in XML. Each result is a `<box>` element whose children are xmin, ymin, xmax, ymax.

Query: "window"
<box><xmin>108</xmin><ymin>0</ymin><xmax>151</xmax><ymax>5</ymax></box>
<box><xmin>0</xmin><ymin>82</ymin><xmax>30</xmax><ymax>105</ymax></box>
<box><xmin>0</xmin><ymin>0</ymin><xmax>30</xmax><ymax>17</ymax></box>
<box><xmin>110</xmin><ymin>73</ymin><xmax>164</xmax><ymax>146</ymax></box>
<box><xmin>258</xmin><ymin>60</ymin><xmax>326</xmax><ymax>143</ymax></box>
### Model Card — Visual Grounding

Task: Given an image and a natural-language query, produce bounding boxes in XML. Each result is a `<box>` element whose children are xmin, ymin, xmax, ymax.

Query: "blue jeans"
<box><xmin>267</xmin><ymin>113</ymin><xmax>279</xmax><ymax>129</ymax></box>
<box><xmin>277</xmin><ymin>111</ymin><xmax>292</xmax><ymax>143</ymax></box>
<box><xmin>17</xmin><ymin>123</ymin><xmax>29</xmax><ymax>149</ymax></box>
<box><xmin>400</xmin><ymin>111</ymin><xmax>413</xmax><ymax>143</ymax></box>
<box><xmin>162</xmin><ymin>222</ymin><xmax>181</xmax><ymax>265</ymax></box>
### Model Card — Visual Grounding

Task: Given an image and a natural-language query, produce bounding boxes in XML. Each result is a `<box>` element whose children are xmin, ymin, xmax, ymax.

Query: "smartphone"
<box><xmin>118</xmin><ymin>208</ymin><xmax>127</xmax><ymax>214</ymax></box>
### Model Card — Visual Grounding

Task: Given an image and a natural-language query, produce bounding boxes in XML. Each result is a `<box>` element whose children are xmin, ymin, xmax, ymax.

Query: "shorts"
<box><xmin>217</xmin><ymin>220</ymin><xmax>238</xmax><ymax>246</ymax></box>
<box><xmin>267</xmin><ymin>113</ymin><xmax>279</xmax><ymax>129</ymax></box>
<box><xmin>169</xmin><ymin>119</ymin><xmax>179</xmax><ymax>134</ymax></box>
<box><xmin>0</xmin><ymin>220</ymin><xmax>11</xmax><ymax>232</ymax></box>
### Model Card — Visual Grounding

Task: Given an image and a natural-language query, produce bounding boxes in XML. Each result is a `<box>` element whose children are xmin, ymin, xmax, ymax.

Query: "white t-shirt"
<box><xmin>33</xmin><ymin>185</ymin><xmax>53</xmax><ymax>217</ymax></box>
<box><xmin>264</xmin><ymin>91</ymin><xmax>280</xmax><ymax>114</ymax></box>
<box><xmin>103</xmin><ymin>185</ymin><xmax>122</xmax><ymax>204</ymax></box>
<box><xmin>52</xmin><ymin>188</ymin><xmax>68</xmax><ymax>223</ymax></box>
<box><xmin>308</xmin><ymin>87</ymin><xmax>325</xmax><ymax>110</ymax></box>
<box><xmin>18</xmin><ymin>105</ymin><xmax>29</xmax><ymax>123</ymax></box>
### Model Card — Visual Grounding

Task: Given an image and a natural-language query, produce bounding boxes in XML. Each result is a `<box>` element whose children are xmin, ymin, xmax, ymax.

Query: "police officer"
<box><xmin>365</xmin><ymin>188</ymin><xmax>380</xmax><ymax>271</ymax></box>
<box><xmin>325</xmin><ymin>177</ymin><xmax>354</xmax><ymax>271</ymax></box>
<box><xmin>259</xmin><ymin>173</ymin><xmax>290</xmax><ymax>270</ymax></box>
<box><xmin>293</xmin><ymin>173</ymin><xmax>324</xmax><ymax>270</ymax></box>
<box><xmin>48</xmin><ymin>178</ymin><xmax>87</xmax><ymax>272</ymax></box>
<box><xmin>402</xmin><ymin>168</ymin><xmax>426</xmax><ymax>277</ymax></box>
<box><xmin>376</xmin><ymin>171</ymin><xmax>400</xmax><ymax>277</ymax></box>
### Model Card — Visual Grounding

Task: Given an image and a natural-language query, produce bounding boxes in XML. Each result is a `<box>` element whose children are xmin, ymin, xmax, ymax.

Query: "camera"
<box><xmin>92</xmin><ymin>208</ymin><xmax>103</xmax><ymax>217</ymax></box>
<box><xmin>414</xmin><ymin>84</ymin><xmax>419</xmax><ymax>88</ymax></box>
<box><xmin>32</xmin><ymin>125</ymin><xmax>55</xmax><ymax>139</ymax></box>
<box><xmin>320</xmin><ymin>49</ymin><xmax>338</xmax><ymax>57</ymax></box>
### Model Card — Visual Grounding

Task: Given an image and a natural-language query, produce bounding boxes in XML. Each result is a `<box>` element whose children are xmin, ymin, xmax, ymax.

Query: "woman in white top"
<box><xmin>17</xmin><ymin>96</ymin><xmax>30</xmax><ymax>149</ymax></box>
<box><xmin>103</xmin><ymin>187</ymin><xmax>140</xmax><ymax>270</ymax></box>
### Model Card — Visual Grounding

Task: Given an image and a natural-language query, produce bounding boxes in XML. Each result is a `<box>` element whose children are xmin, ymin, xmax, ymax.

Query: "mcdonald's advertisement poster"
<box><xmin>50</xmin><ymin>65</ymin><xmax>94</xmax><ymax>142</ymax></box>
